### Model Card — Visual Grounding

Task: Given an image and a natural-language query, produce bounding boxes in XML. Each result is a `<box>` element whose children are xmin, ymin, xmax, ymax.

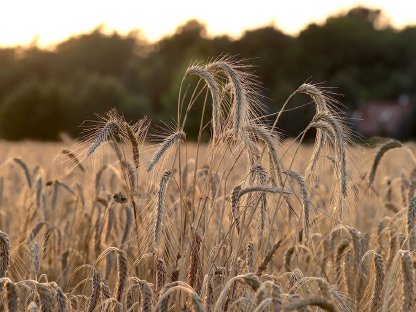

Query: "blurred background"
<box><xmin>1</xmin><ymin>1</ymin><xmax>416</xmax><ymax>141</ymax></box>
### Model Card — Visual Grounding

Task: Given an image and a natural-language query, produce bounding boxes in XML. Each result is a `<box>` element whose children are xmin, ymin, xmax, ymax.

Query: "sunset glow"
<box><xmin>1</xmin><ymin>0</ymin><xmax>416</xmax><ymax>47</ymax></box>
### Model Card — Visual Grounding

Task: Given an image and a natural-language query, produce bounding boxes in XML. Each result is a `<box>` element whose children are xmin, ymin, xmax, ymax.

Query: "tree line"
<box><xmin>1</xmin><ymin>7</ymin><xmax>416</xmax><ymax>140</ymax></box>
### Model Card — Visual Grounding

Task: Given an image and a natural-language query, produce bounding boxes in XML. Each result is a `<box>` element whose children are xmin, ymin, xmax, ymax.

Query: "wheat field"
<box><xmin>0</xmin><ymin>59</ymin><xmax>415</xmax><ymax>311</ymax></box>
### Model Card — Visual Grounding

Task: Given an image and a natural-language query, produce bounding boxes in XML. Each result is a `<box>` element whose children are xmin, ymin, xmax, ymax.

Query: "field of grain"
<box><xmin>0</xmin><ymin>60</ymin><xmax>415</xmax><ymax>312</ymax></box>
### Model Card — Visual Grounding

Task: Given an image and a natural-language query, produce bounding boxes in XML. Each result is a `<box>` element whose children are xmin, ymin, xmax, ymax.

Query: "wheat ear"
<box><xmin>124</xmin><ymin>122</ymin><xmax>140</xmax><ymax>169</ymax></box>
<box><xmin>214</xmin><ymin>273</ymin><xmax>261</xmax><ymax>312</ymax></box>
<box><xmin>283</xmin><ymin>295</ymin><xmax>338</xmax><ymax>312</ymax></box>
<box><xmin>55</xmin><ymin>287</ymin><xmax>68</xmax><ymax>312</ymax></box>
<box><xmin>27</xmin><ymin>302</ymin><xmax>40</xmax><ymax>312</ymax></box>
<box><xmin>87</xmin><ymin>270</ymin><xmax>101</xmax><ymax>312</ymax></box>
<box><xmin>114</xmin><ymin>250</ymin><xmax>128</xmax><ymax>302</ymax></box>
<box><xmin>61</xmin><ymin>149</ymin><xmax>85</xmax><ymax>172</ymax></box>
<box><xmin>246</xmin><ymin>241</ymin><xmax>254</xmax><ymax>272</ymax></box>
<box><xmin>187</xmin><ymin>232</ymin><xmax>202</xmax><ymax>288</ymax></box>
<box><xmin>207</xmin><ymin>61</ymin><xmax>247</xmax><ymax>139</ymax></box>
<box><xmin>120</xmin><ymin>160</ymin><xmax>137</xmax><ymax>191</ymax></box>
<box><xmin>284</xmin><ymin>170</ymin><xmax>311</xmax><ymax>241</ymax></box>
<box><xmin>231</xmin><ymin>185</ymin><xmax>242</xmax><ymax>233</ymax></box>
<box><xmin>33</xmin><ymin>242</ymin><xmax>40</xmax><ymax>277</ymax></box>
<box><xmin>297</xmin><ymin>84</ymin><xmax>329</xmax><ymax>179</ymax></box>
<box><xmin>6</xmin><ymin>281</ymin><xmax>18</xmax><ymax>312</ymax></box>
<box><xmin>334</xmin><ymin>239</ymin><xmax>349</xmax><ymax>290</ymax></box>
<box><xmin>401</xmin><ymin>250</ymin><xmax>414</xmax><ymax>312</ymax></box>
<box><xmin>13</xmin><ymin>157</ymin><xmax>32</xmax><ymax>188</ymax></box>
<box><xmin>0</xmin><ymin>231</ymin><xmax>10</xmax><ymax>277</ymax></box>
<box><xmin>101</xmin><ymin>280</ymin><xmax>112</xmax><ymax>299</ymax></box>
<box><xmin>244</xmin><ymin>125</ymin><xmax>284</xmax><ymax>185</ymax></box>
<box><xmin>256</xmin><ymin>239</ymin><xmax>283</xmax><ymax>275</ymax></box>
<box><xmin>312</xmin><ymin>112</ymin><xmax>348</xmax><ymax>206</ymax></box>
<box><xmin>154</xmin><ymin>171</ymin><xmax>172</xmax><ymax>249</ymax></box>
<box><xmin>87</xmin><ymin>120</ymin><xmax>119</xmax><ymax>157</ymax></box>
<box><xmin>250</xmin><ymin>165</ymin><xmax>268</xmax><ymax>241</ymax></box>
<box><xmin>371</xmin><ymin>252</ymin><xmax>385</xmax><ymax>312</ymax></box>
<box><xmin>121</xmin><ymin>204</ymin><xmax>133</xmax><ymax>246</ymax></box>
<box><xmin>155</xmin><ymin>257</ymin><xmax>167</xmax><ymax>294</ymax></box>
<box><xmin>239</xmin><ymin>185</ymin><xmax>291</xmax><ymax>198</ymax></box>
<box><xmin>36</xmin><ymin>283</ymin><xmax>54</xmax><ymax>312</ymax></box>
<box><xmin>407</xmin><ymin>197</ymin><xmax>416</xmax><ymax>251</ymax></box>
<box><xmin>148</xmin><ymin>131</ymin><xmax>185</xmax><ymax>172</ymax></box>
<box><xmin>35</xmin><ymin>177</ymin><xmax>43</xmax><ymax>209</ymax></box>
<box><xmin>141</xmin><ymin>280</ymin><xmax>153</xmax><ymax>312</ymax></box>
<box><xmin>186</xmin><ymin>65</ymin><xmax>221</xmax><ymax>139</ymax></box>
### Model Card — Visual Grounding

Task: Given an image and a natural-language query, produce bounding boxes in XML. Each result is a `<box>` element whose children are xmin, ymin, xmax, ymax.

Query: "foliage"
<box><xmin>0</xmin><ymin>7</ymin><xmax>416</xmax><ymax>140</ymax></box>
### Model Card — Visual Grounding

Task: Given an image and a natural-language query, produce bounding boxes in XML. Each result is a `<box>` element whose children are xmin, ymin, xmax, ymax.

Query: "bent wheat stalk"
<box><xmin>283</xmin><ymin>295</ymin><xmax>338</xmax><ymax>312</ymax></box>
<box><xmin>186</xmin><ymin>65</ymin><xmax>221</xmax><ymax>139</ymax></box>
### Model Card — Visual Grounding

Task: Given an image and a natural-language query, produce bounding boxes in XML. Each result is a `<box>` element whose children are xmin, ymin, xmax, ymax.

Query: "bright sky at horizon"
<box><xmin>1</xmin><ymin>0</ymin><xmax>416</xmax><ymax>48</ymax></box>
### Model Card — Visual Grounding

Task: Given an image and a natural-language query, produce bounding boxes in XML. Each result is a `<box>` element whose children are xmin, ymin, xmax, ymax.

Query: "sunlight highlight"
<box><xmin>1</xmin><ymin>0</ymin><xmax>416</xmax><ymax>47</ymax></box>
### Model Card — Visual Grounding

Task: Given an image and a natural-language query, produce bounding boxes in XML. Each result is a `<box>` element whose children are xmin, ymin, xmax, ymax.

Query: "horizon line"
<box><xmin>2</xmin><ymin>3</ymin><xmax>416</xmax><ymax>49</ymax></box>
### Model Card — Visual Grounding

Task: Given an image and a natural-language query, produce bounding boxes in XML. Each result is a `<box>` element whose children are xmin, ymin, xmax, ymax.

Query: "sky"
<box><xmin>1</xmin><ymin>0</ymin><xmax>416</xmax><ymax>48</ymax></box>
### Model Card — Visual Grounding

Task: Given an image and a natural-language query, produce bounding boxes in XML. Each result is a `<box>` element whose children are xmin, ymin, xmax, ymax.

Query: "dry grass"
<box><xmin>0</xmin><ymin>59</ymin><xmax>415</xmax><ymax>311</ymax></box>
